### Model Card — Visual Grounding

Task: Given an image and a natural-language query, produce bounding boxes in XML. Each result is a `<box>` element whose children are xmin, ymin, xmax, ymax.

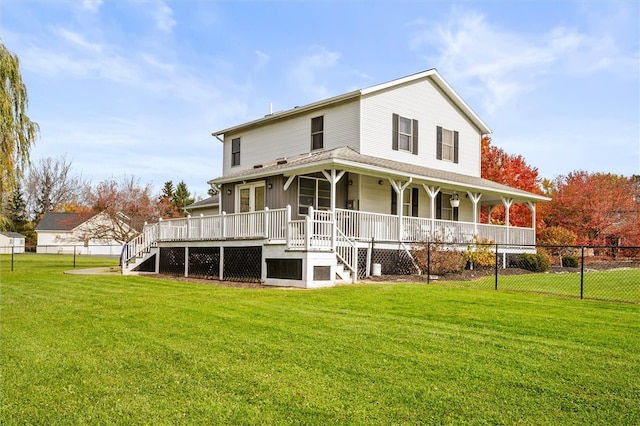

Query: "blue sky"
<box><xmin>2</xmin><ymin>0</ymin><xmax>639</xmax><ymax>199</ymax></box>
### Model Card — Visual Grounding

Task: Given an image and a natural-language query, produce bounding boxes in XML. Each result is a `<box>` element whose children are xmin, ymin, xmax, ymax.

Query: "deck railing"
<box><xmin>131</xmin><ymin>206</ymin><xmax>534</xmax><ymax>248</ymax></box>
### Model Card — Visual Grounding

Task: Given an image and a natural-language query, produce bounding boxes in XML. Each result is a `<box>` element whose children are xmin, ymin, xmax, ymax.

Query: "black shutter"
<box><xmin>453</xmin><ymin>207</ymin><xmax>459</xmax><ymax>221</ymax></box>
<box><xmin>453</xmin><ymin>131</ymin><xmax>459</xmax><ymax>163</ymax></box>
<box><xmin>411</xmin><ymin>188</ymin><xmax>419</xmax><ymax>217</ymax></box>
<box><xmin>436</xmin><ymin>126</ymin><xmax>443</xmax><ymax>160</ymax></box>
<box><xmin>391</xmin><ymin>188</ymin><xmax>397</xmax><ymax>215</ymax></box>
<box><xmin>392</xmin><ymin>114</ymin><xmax>399</xmax><ymax>151</ymax></box>
<box><xmin>412</xmin><ymin>119</ymin><xmax>419</xmax><ymax>155</ymax></box>
<box><xmin>435</xmin><ymin>192</ymin><xmax>442</xmax><ymax>219</ymax></box>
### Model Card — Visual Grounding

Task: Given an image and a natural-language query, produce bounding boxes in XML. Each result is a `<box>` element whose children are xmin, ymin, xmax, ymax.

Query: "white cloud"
<box><xmin>289</xmin><ymin>46</ymin><xmax>341</xmax><ymax>101</ymax></box>
<box><xmin>153</xmin><ymin>2</ymin><xmax>176</xmax><ymax>34</ymax></box>
<box><xmin>56</xmin><ymin>28</ymin><xmax>102</xmax><ymax>53</ymax></box>
<box><xmin>81</xmin><ymin>0</ymin><xmax>103</xmax><ymax>13</ymax></box>
<box><xmin>410</xmin><ymin>8</ymin><xmax>637</xmax><ymax>113</ymax></box>
<box><xmin>254</xmin><ymin>50</ymin><xmax>270</xmax><ymax>72</ymax></box>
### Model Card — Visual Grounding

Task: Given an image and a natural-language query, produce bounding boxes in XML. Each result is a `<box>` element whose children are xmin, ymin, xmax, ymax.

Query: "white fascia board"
<box><xmin>212</xmin><ymin>90</ymin><xmax>361</xmax><ymax>139</ymax></box>
<box><xmin>211</xmin><ymin>157</ymin><xmax>549</xmax><ymax>202</ymax></box>
<box><xmin>361</xmin><ymin>69</ymin><xmax>492</xmax><ymax>135</ymax></box>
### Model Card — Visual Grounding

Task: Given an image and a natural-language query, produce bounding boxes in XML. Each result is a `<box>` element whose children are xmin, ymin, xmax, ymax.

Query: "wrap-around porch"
<box><xmin>123</xmin><ymin>205</ymin><xmax>534</xmax><ymax>263</ymax></box>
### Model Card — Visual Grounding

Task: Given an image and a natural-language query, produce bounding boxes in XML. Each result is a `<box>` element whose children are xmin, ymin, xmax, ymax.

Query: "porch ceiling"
<box><xmin>210</xmin><ymin>147</ymin><xmax>550</xmax><ymax>203</ymax></box>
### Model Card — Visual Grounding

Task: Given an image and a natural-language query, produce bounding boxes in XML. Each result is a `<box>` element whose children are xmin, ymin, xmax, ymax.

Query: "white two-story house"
<box><xmin>122</xmin><ymin>69</ymin><xmax>549</xmax><ymax>287</ymax></box>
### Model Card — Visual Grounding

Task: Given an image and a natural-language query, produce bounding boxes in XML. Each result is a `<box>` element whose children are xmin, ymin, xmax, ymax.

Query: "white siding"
<box><xmin>360</xmin><ymin>77</ymin><xmax>483</xmax><ymax>177</ymax></box>
<box><xmin>222</xmin><ymin>99</ymin><xmax>360</xmax><ymax>175</ymax></box>
<box><xmin>359</xmin><ymin>176</ymin><xmax>391</xmax><ymax>214</ymax></box>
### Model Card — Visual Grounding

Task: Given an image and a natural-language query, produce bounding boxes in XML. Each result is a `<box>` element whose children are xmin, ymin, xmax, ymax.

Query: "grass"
<box><xmin>1</xmin><ymin>254</ymin><xmax>639</xmax><ymax>424</ymax></box>
<box><xmin>442</xmin><ymin>269</ymin><xmax>640</xmax><ymax>303</ymax></box>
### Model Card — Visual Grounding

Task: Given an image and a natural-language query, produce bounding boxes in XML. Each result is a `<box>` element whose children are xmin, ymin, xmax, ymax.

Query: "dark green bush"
<box><xmin>517</xmin><ymin>253</ymin><xmax>550</xmax><ymax>272</ymax></box>
<box><xmin>562</xmin><ymin>255</ymin><xmax>579</xmax><ymax>268</ymax></box>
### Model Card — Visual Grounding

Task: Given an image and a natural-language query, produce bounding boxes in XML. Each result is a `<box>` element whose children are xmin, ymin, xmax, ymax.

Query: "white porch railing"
<box><xmin>122</xmin><ymin>205</ymin><xmax>535</xmax><ymax>267</ymax></box>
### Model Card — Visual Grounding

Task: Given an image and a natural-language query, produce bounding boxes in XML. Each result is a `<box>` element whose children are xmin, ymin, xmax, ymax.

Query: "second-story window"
<box><xmin>436</xmin><ymin>126</ymin><xmax>459</xmax><ymax>163</ymax></box>
<box><xmin>231</xmin><ymin>137</ymin><xmax>241</xmax><ymax>166</ymax></box>
<box><xmin>311</xmin><ymin>116</ymin><xmax>324</xmax><ymax>150</ymax></box>
<box><xmin>392</xmin><ymin>113</ymin><xmax>418</xmax><ymax>155</ymax></box>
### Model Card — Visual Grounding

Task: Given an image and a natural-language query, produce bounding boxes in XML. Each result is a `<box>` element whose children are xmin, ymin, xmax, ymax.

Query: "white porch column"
<box><xmin>423</xmin><ymin>185</ymin><xmax>441</xmax><ymax>237</ymax></box>
<box><xmin>321</xmin><ymin>169</ymin><xmax>346</xmax><ymax>251</ymax></box>
<box><xmin>390</xmin><ymin>177</ymin><xmax>412</xmax><ymax>241</ymax></box>
<box><xmin>321</xmin><ymin>169</ymin><xmax>346</xmax><ymax>212</ymax></box>
<box><xmin>526</xmin><ymin>201</ymin><xmax>536</xmax><ymax>244</ymax></box>
<box><xmin>501</xmin><ymin>197</ymin><xmax>514</xmax><ymax>244</ymax></box>
<box><xmin>466</xmin><ymin>192</ymin><xmax>482</xmax><ymax>238</ymax></box>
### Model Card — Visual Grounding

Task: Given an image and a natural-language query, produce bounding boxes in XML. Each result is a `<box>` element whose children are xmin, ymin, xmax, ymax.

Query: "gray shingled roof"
<box><xmin>185</xmin><ymin>195</ymin><xmax>219</xmax><ymax>209</ymax></box>
<box><xmin>0</xmin><ymin>231</ymin><xmax>25</xmax><ymax>238</ymax></box>
<box><xmin>210</xmin><ymin>147</ymin><xmax>549</xmax><ymax>202</ymax></box>
<box><xmin>35</xmin><ymin>212</ymin><xmax>97</xmax><ymax>231</ymax></box>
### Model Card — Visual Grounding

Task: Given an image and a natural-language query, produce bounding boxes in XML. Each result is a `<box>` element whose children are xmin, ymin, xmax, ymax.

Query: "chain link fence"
<box><xmin>1</xmin><ymin>245</ymin><xmax>121</xmax><ymax>271</ymax></box>
<box><xmin>403</xmin><ymin>242</ymin><xmax>640</xmax><ymax>304</ymax></box>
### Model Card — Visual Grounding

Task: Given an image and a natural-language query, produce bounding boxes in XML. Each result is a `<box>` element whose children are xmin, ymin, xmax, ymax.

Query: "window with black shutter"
<box><xmin>436</xmin><ymin>126</ymin><xmax>459</xmax><ymax>163</ymax></box>
<box><xmin>392</xmin><ymin>114</ymin><xmax>418</xmax><ymax>154</ymax></box>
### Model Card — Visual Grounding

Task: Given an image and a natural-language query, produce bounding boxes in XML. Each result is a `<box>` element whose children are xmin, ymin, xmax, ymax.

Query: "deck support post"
<box><xmin>184</xmin><ymin>246</ymin><xmax>189</xmax><ymax>278</ymax></box>
<box><xmin>219</xmin><ymin>247</ymin><xmax>224</xmax><ymax>280</ymax></box>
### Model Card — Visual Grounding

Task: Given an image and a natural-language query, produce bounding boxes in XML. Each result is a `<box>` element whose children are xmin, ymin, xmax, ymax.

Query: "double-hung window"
<box><xmin>392</xmin><ymin>114</ymin><xmax>418</xmax><ymax>154</ymax></box>
<box><xmin>436</xmin><ymin>126</ymin><xmax>459</xmax><ymax>163</ymax></box>
<box><xmin>311</xmin><ymin>116</ymin><xmax>324</xmax><ymax>150</ymax></box>
<box><xmin>231</xmin><ymin>137</ymin><xmax>241</xmax><ymax>166</ymax></box>
<box><xmin>298</xmin><ymin>176</ymin><xmax>331</xmax><ymax>215</ymax></box>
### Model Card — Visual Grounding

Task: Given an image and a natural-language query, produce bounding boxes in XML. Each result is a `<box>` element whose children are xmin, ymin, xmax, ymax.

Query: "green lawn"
<box><xmin>1</xmin><ymin>254</ymin><xmax>639</xmax><ymax>425</ymax></box>
<box><xmin>442</xmin><ymin>269</ymin><xmax>640</xmax><ymax>303</ymax></box>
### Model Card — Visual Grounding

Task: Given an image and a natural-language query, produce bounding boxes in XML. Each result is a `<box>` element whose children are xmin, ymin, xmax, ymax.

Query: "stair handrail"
<box><xmin>335</xmin><ymin>226</ymin><xmax>358</xmax><ymax>283</ymax></box>
<box><xmin>121</xmin><ymin>222</ymin><xmax>159</xmax><ymax>267</ymax></box>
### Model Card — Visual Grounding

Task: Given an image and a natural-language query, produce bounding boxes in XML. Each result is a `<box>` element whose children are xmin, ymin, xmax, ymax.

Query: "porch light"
<box><xmin>450</xmin><ymin>192</ymin><xmax>460</xmax><ymax>208</ymax></box>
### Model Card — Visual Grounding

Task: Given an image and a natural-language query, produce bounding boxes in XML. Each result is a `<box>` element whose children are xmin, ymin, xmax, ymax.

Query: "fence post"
<box><xmin>494</xmin><ymin>243</ymin><xmax>499</xmax><ymax>290</ymax></box>
<box><xmin>580</xmin><ymin>245</ymin><xmax>585</xmax><ymax>299</ymax></box>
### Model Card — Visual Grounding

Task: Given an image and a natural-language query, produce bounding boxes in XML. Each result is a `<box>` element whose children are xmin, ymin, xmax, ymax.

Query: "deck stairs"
<box><xmin>121</xmin><ymin>223</ymin><xmax>159</xmax><ymax>275</ymax></box>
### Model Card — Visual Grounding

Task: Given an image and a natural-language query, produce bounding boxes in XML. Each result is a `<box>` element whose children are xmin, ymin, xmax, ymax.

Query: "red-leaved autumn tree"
<box><xmin>480</xmin><ymin>136</ymin><xmax>544</xmax><ymax>228</ymax></box>
<box><xmin>544</xmin><ymin>171</ymin><xmax>639</xmax><ymax>245</ymax></box>
<box><xmin>88</xmin><ymin>175</ymin><xmax>159</xmax><ymax>243</ymax></box>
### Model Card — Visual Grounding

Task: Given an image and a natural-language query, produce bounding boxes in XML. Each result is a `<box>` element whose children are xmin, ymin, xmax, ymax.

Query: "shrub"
<box><xmin>412</xmin><ymin>242</ymin><xmax>465</xmax><ymax>275</ymax></box>
<box><xmin>561</xmin><ymin>255</ymin><xmax>579</xmax><ymax>268</ymax></box>
<box><xmin>463</xmin><ymin>236</ymin><xmax>495</xmax><ymax>269</ymax></box>
<box><xmin>517</xmin><ymin>253</ymin><xmax>550</xmax><ymax>272</ymax></box>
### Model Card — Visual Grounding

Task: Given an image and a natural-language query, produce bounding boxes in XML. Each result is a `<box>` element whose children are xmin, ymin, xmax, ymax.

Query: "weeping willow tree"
<box><xmin>1</xmin><ymin>42</ymin><xmax>39</xmax><ymax>228</ymax></box>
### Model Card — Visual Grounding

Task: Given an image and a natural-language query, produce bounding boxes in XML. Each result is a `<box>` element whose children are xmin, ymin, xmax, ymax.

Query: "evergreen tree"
<box><xmin>173</xmin><ymin>181</ymin><xmax>194</xmax><ymax>212</ymax></box>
